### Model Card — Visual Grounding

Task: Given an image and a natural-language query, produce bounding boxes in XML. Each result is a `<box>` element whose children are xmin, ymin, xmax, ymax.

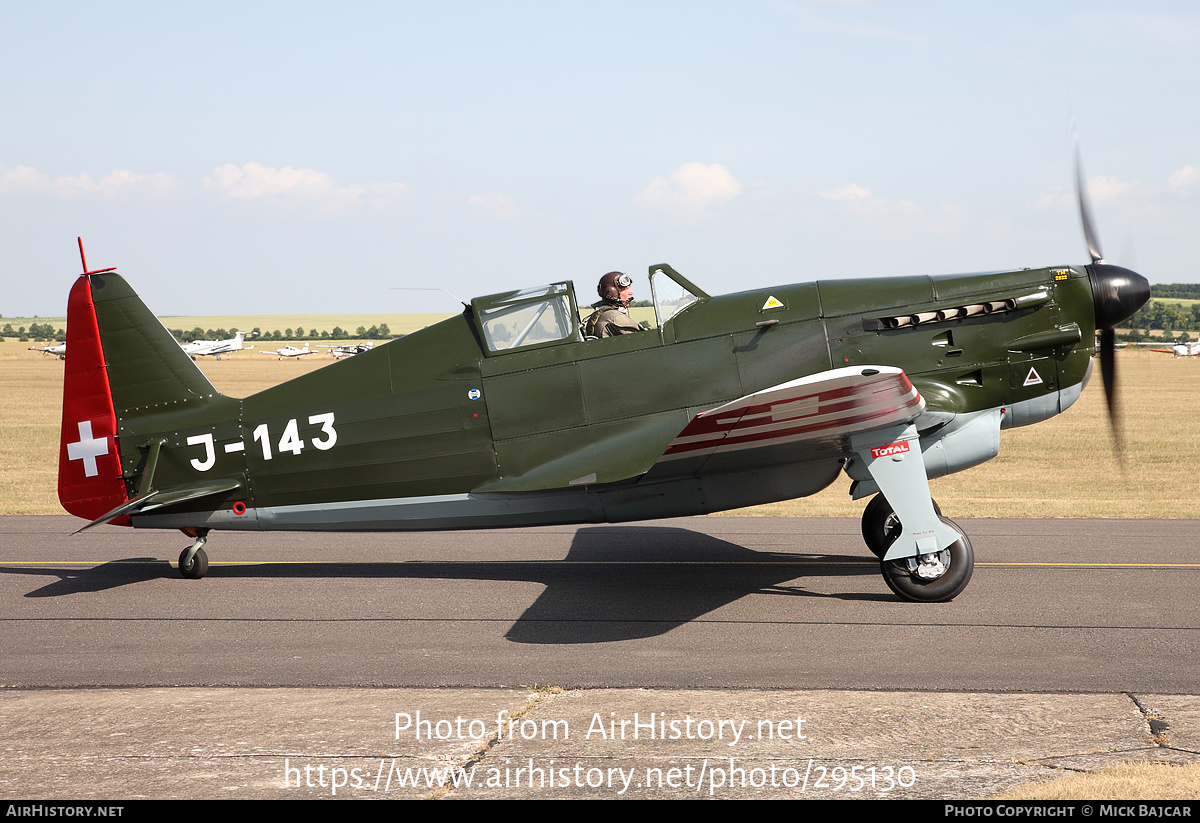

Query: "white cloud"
<box><xmin>637</xmin><ymin>162</ymin><xmax>742</xmax><ymax>212</ymax></box>
<box><xmin>818</xmin><ymin>182</ymin><xmax>872</xmax><ymax>203</ymax></box>
<box><xmin>468</xmin><ymin>193</ymin><xmax>519</xmax><ymax>219</ymax></box>
<box><xmin>819</xmin><ymin>182</ymin><xmax>922</xmax><ymax>217</ymax></box>
<box><xmin>204</xmin><ymin>162</ymin><xmax>332</xmax><ymax>199</ymax></box>
<box><xmin>1033</xmin><ymin>185</ymin><xmax>1070</xmax><ymax>212</ymax></box>
<box><xmin>1035</xmin><ymin>175</ymin><xmax>1145</xmax><ymax>211</ymax></box>
<box><xmin>813</xmin><ymin>182</ymin><xmax>968</xmax><ymax>237</ymax></box>
<box><xmin>0</xmin><ymin>165</ymin><xmax>179</xmax><ymax>197</ymax></box>
<box><xmin>1085</xmin><ymin>175</ymin><xmax>1138</xmax><ymax>205</ymax></box>
<box><xmin>1168</xmin><ymin>165</ymin><xmax>1200</xmax><ymax>197</ymax></box>
<box><xmin>0</xmin><ymin>165</ymin><xmax>45</xmax><ymax>192</ymax></box>
<box><xmin>203</xmin><ymin>162</ymin><xmax>408</xmax><ymax>207</ymax></box>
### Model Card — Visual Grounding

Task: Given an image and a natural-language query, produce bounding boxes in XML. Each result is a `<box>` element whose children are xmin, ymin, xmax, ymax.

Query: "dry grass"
<box><xmin>995</xmin><ymin>762</ymin><xmax>1200</xmax><ymax>801</ymax></box>
<box><xmin>0</xmin><ymin>347</ymin><xmax>64</xmax><ymax>514</ymax></box>
<box><xmin>3</xmin><ymin>341</ymin><xmax>1197</xmax><ymax>517</ymax></box>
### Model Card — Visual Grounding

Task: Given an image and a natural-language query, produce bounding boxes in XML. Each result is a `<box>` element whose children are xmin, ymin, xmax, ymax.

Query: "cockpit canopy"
<box><xmin>470</xmin><ymin>264</ymin><xmax>708</xmax><ymax>355</ymax></box>
<box><xmin>473</xmin><ymin>282</ymin><xmax>579</xmax><ymax>353</ymax></box>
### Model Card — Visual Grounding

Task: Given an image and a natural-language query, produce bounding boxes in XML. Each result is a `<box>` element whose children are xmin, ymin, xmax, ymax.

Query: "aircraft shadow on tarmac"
<box><xmin>503</xmin><ymin>526</ymin><xmax>882</xmax><ymax>644</ymax></box>
<box><xmin>9</xmin><ymin>557</ymin><xmax>168</xmax><ymax>596</ymax></box>
<box><xmin>5</xmin><ymin>526</ymin><xmax>886</xmax><ymax>643</ymax></box>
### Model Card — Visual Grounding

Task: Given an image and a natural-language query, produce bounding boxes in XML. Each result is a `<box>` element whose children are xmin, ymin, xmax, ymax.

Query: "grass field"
<box><xmin>2</xmin><ymin>339</ymin><xmax>1197</xmax><ymax>518</ymax></box>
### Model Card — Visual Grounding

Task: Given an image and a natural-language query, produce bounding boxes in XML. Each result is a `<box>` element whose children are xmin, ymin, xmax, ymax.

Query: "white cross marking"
<box><xmin>67</xmin><ymin>420</ymin><xmax>109</xmax><ymax>478</ymax></box>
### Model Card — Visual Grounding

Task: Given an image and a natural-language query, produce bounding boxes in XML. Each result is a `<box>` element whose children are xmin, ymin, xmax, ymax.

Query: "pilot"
<box><xmin>584</xmin><ymin>271</ymin><xmax>645</xmax><ymax>338</ymax></box>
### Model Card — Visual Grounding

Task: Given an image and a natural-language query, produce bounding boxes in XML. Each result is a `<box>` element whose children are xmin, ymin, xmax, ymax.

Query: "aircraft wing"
<box><xmin>1146</xmin><ymin>347</ymin><xmax>1199</xmax><ymax>356</ymax></box>
<box><xmin>72</xmin><ymin>477</ymin><xmax>244</xmax><ymax>533</ymax></box>
<box><xmin>1129</xmin><ymin>343</ymin><xmax>1196</xmax><ymax>355</ymax></box>
<box><xmin>658</xmin><ymin>366</ymin><xmax>923</xmax><ymax>464</ymax></box>
<box><xmin>476</xmin><ymin>366</ymin><xmax>923</xmax><ymax>493</ymax></box>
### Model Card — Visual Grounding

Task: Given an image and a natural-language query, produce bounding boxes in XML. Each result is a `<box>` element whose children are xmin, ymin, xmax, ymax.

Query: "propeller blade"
<box><xmin>1075</xmin><ymin>131</ymin><xmax>1147</xmax><ymax>465</ymax></box>
<box><xmin>1098</xmin><ymin>328</ymin><xmax>1126</xmax><ymax>466</ymax></box>
<box><xmin>1074</xmin><ymin>137</ymin><xmax>1104</xmax><ymax>265</ymax></box>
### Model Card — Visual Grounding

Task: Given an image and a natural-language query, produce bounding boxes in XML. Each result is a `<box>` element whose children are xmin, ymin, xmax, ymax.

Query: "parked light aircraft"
<box><xmin>181</xmin><ymin>331</ymin><xmax>254</xmax><ymax>360</ymax></box>
<box><xmin>57</xmin><ymin>160</ymin><xmax>1149</xmax><ymax>602</ymax></box>
<box><xmin>29</xmin><ymin>342</ymin><xmax>66</xmax><ymax>359</ymax></box>
<box><xmin>1151</xmin><ymin>341</ymin><xmax>1200</xmax><ymax>358</ymax></box>
<box><xmin>261</xmin><ymin>342</ymin><xmax>319</xmax><ymax>360</ymax></box>
<box><xmin>324</xmin><ymin>342</ymin><xmax>375</xmax><ymax>358</ymax></box>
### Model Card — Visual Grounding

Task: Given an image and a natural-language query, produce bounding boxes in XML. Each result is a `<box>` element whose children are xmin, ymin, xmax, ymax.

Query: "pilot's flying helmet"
<box><xmin>598</xmin><ymin>271</ymin><xmax>633</xmax><ymax>304</ymax></box>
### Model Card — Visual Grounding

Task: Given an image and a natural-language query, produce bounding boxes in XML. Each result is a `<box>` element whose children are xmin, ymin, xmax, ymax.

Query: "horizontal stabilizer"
<box><xmin>73</xmin><ymin>478</ymin><xmax>243</xmax><ymax>534</ymax></box>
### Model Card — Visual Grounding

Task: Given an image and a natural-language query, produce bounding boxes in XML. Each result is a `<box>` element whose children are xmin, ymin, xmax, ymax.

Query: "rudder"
<box><xmin>58</xmin><ymin>271</ymin><xmax>235</xmax><ymax>524</ymax></box>
<box><xmin>58</xmin><ymin>275</ymin><xmax>130</xmax><ymax>522</ymax></box>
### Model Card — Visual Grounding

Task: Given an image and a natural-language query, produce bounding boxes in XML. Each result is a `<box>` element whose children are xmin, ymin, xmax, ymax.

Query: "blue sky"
<box><xmin>3</xmin><ymin>1</ymin><xmax>1198</xmax><ymax>316</ymax></box>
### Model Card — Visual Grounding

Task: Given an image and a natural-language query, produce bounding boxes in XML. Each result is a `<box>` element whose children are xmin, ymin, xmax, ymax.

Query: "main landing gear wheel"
<box><xmin>861</xmin><ymin>494</ymin><xmax>941</xmax><ymax>559</ymax></box>
<box><xmin>879</xmin><ymin>516</ymin><xmax>974</xmax><ymax>603</ymax></box>
<box><xmin>178</xmin><ymin>546</ymin><xmax>209</xmax><ymax>579</ymax></box>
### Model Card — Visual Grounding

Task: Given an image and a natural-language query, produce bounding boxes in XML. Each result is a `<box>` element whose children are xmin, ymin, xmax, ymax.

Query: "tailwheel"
<box><xmin>861</xmin><ymin>493</ymin><xmax>941</xmax><ymax>559</ymax></box>
<box><xmin>879</xmin><ymin>516</ymin><xmax>973</xmax><ymax>603</ymax></box>
<box><xmin>178</xmin><ymin>531</ymin><xmax>210</xmax><ymax>579</ymax></box>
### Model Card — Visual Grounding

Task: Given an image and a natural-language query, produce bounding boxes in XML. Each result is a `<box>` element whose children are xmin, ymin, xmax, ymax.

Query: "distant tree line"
<box><xmin>1120</xmin><ymin>284</ymin><xmax>1200</xmax><ymax>342</ymax></box>
<box><xmin>167</xmin><ymin>324</ymin><xmax>399</xmax><ymax>343</ymax></box>
<box><xmin>0</xmin><ymin>321</ymin><xmax>403</xmax><ymax>344</ymax></box>
<box><xmin>2</xmin><ymin>322</ymin><xmax>63</xmax><ymax>342</ymax></box>
<box><xmin>1150</xmin><ymin>283</ymin><xmax>1200</xmax><ymax>300</ymax></box>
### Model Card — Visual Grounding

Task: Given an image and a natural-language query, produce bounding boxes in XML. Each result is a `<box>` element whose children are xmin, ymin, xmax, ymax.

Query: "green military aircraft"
<box><xmin>58</xmin><ymin>173</ymin><xmax>1148</xmax><ymax>602</ymax></box>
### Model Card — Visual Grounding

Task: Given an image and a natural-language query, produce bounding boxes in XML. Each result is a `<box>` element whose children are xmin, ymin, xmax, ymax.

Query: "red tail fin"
<box><xmin>58</xmin><ymin>275</ymin><xmax>130</xmax><ymax>524</ymax></box>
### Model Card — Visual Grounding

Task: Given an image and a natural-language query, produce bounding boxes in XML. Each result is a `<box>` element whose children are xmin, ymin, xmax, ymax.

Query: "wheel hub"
<box><xmin>907</xmin><ymin>548</ymin><xmax>949</xmax><ymax>581</ymax></box>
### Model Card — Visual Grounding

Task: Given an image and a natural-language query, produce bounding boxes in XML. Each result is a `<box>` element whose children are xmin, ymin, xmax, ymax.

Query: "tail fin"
<box><xmin>58</xmin><ymin>271</ymin><xmax>231</xmax><ymax>523</ymax></box>
<box><xmin>86</xmin><ymin>273</ymin><xmax>221</xmax><ymax>410</ymax></box>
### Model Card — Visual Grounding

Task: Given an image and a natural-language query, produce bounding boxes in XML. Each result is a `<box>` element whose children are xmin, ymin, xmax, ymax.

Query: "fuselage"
<box><xmin>60</xmin><ymin>263</ymin><xmax>1130</xmax><ymax>534</ymax></box>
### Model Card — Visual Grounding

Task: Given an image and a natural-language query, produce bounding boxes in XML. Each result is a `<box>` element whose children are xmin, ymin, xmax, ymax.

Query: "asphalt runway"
<box><xmin>2</xmin><ymin>514</ymin><xmax>1198</xmax><ymax>691</ymax></box>
<box><xmin>3</xmin><ymin>514</ymin><xmax>1200</xmax><ymax>799</ymax></box>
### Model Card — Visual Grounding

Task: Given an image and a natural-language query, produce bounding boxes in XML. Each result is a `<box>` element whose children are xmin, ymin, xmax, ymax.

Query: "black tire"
<box><xmin>179</xmin><ymin>547</ymin><xmax>209</xmax><ymax>579</ymax></box>
<box><xmin>861</xmin><ymin>494</ymin><xmax>941</xmax><ymax>559</ymax></box>
<box><xmin>879</xmin><ymin>517</ymin><xmax>973</xmax><ymax>603</ymax></box>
